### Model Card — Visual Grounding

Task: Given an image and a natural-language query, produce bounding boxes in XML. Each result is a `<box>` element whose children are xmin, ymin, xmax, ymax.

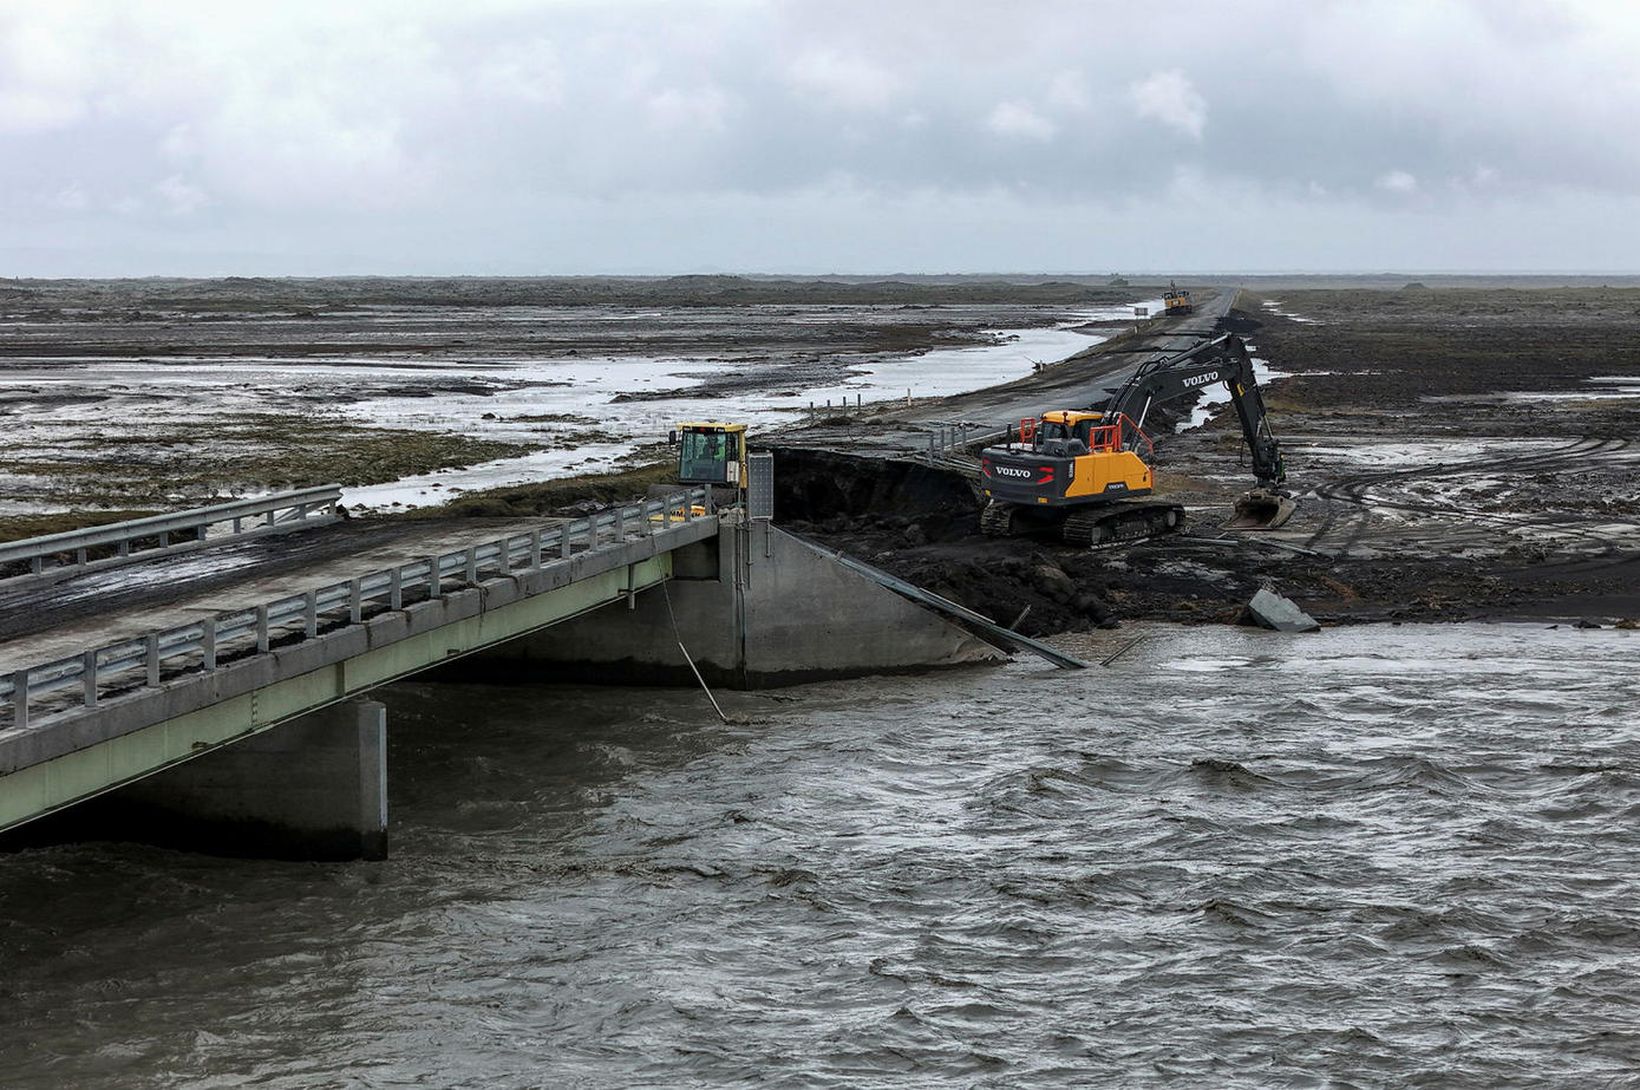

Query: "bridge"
<box><xmin>0</xmin><ymin>295</ymin><xmax>1232</xmax><ymax>861</ymax></box>
<box><xmin>0</xmin><ymin>486</ymin><xmax>1002</xmax><ymax>859</ymax></box>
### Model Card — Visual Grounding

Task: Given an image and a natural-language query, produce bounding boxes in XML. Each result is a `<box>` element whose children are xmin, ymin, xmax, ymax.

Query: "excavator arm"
<box><xmin>1096</xmin><ymin>334</ymin><xmax>1294</xmax><ymax>526</ymax></box>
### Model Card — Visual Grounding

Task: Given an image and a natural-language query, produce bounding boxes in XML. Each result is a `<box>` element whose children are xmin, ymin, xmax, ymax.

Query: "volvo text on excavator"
<box><xmin>977</xmin><ymin>334</ymin><xmax>1294</xmax><ymax>545</ymax></box>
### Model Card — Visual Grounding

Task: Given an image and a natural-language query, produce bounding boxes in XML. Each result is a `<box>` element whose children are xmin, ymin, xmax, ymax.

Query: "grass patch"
<box><xmin>0</xmin><ymin>509</ymin><xmax>159</xmax><ymax>545</ymax></box>
<box><xmin>415</xmin><ymin>460</ymin><xmax>678</xmax><ymax>519</ymax></box>
<box><xmin>0</xmin><ymin>413</ymin><xmax>535</xmax><ymax>508</ymax></box>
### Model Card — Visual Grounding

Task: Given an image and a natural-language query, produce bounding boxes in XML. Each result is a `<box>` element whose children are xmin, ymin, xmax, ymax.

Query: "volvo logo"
<box><xmin>1183</xmin><ymin>371</ymin><xmax>1220</xmax><ymax>388</ymax></box>
<box><xmin>994</xmin><ymin>465</ymin><xmax>1033</xmax><ymax>479</ymax></box>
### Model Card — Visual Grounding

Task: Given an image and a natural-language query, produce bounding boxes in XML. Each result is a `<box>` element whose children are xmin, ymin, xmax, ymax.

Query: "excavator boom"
<box><xmin>1097</xmin><ymin>333</ymin><xmax>1291</xmax><ymax>519</ymax></box>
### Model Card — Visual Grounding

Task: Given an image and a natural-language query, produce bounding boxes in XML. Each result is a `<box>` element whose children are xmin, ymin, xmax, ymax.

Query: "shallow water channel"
<box><xmin>2</xmin><ymin>622</ymin><xmax>1636</xmax><ymax>1087</ymax></box>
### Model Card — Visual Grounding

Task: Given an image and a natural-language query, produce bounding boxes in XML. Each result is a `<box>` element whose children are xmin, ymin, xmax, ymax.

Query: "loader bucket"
<box><xmin>1227</xmin><ymin>488</ymin><xmax>1298</xmax><ymax>531</ymax></box>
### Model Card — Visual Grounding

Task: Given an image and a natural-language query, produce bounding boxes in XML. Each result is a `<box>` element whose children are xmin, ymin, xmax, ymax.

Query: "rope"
<box><xmin>1100</xmin><ymin>634</ymin><xmax>1147</xmax><ymax>667</ymax></box>
<box><xmin>660</xmin><ymin>580</ymin><xmax>729</xmax><ymax>724</ymax></box>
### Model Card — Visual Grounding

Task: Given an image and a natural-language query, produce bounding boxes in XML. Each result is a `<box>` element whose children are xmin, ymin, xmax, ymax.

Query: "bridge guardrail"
<box><xmin>0</xmin><ymin>486</ymin><xmax>344</xmax><ymax>582</ymax></box>
<box><xmin>918</xmin><ymin>421</ymin><xmax>1005</xmax><ymax>466</ymax></box>
<box><xmin>0</xmin><ymin>487</ymin><xmax>710</xmax><ymax>731</ymax></box>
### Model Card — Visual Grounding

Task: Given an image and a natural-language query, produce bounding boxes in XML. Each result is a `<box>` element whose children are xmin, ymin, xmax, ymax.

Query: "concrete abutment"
<box><xmin>460</xmin><ymin>516</ymin><xmax>1003</xmax><ymax>688</ymax></box>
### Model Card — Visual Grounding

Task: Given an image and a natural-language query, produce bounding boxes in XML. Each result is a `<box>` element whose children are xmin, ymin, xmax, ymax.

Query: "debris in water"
<box><xmin>1243</xmin><ymin>586</ymin><xmax>1321</xmax><ymax>633</ymax></box>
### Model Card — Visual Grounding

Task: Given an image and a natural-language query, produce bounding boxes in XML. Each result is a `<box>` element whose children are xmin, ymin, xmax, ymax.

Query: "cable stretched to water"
<box><xmin>661</xmin><ymin>580</ymin><xmax>729</xmax><ymax>724</ymax></box>
<box><xmin>1101</xmin><ymin>634</ymin><xmax>1146</xmax><ymax>667</ymax></box>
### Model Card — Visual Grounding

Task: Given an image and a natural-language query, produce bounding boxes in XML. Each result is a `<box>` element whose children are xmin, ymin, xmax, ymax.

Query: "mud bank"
<box><xmin>778</xmin><ymin>460</ymin><xmax>1640</xmax><ymax>635</ymax></box>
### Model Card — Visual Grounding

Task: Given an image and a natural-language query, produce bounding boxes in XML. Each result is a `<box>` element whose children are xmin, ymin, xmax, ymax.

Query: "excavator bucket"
<box><xmin>1227</xmin><ymin>488</ymin><xmax>1298</xmax><ymax>531</ymax></box>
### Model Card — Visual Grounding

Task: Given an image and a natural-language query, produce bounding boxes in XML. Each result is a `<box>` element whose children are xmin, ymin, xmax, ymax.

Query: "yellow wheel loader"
<box><xmin>1163</xmin><ymin>282</ymin><xmax>1194</xmax><ymax>316</ymax></box>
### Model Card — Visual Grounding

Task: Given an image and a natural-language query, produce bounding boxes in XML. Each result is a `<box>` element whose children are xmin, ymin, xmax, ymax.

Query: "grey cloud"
<box><xmin>3</xmin><ymin>0</ymin><xmax>1639</xmax><ymax>274</ymax></box>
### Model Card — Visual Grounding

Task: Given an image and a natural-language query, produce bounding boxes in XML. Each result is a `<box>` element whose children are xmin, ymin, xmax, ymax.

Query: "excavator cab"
<box><xmin>1032</xmin><ymin>412</ymin><xmax>1095</xmax><ymax>454</ymax></box>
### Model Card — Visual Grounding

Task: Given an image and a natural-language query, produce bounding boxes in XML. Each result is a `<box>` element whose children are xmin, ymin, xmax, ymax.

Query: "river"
<box><xmin>1</xmin><ymin>622</ymin><xmax>1636</xmax><ymax>1087</ymax></box>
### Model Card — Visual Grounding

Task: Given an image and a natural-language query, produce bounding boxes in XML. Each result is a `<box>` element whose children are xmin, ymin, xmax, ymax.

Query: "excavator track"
<box><xmin>1060</xmin><ymin>501</ymin><xmax>1185</xmax><ymax>547</ymax></box>
<box><xmin>979</xmin><ymin>500</ymin><xmax>1017</xmax><ymax>537</ymax></box>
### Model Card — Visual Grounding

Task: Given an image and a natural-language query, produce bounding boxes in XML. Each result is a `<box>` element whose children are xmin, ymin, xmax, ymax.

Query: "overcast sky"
<box><xmin>3</xmin><ymin>0</ymin><xmax>1638</xmax><ymax>276</ymax></box>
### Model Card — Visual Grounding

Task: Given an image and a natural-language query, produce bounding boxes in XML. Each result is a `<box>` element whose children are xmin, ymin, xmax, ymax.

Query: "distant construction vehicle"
<box><xmin>977</xmin><ymin>334</ymin><xmax>1294</xmax><ymax>545</ymax></box>
<box><xmin>1163</xmin><ymin>282</ymin><xmax>1194</xmax><ymax>316</ymax></box>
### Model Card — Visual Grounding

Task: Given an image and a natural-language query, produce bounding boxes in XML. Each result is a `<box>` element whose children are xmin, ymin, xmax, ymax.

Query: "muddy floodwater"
<box><xmin>2</xmin><ymin>623</ymin><xmax>1637</xmax><ymax>1087</ymax></box>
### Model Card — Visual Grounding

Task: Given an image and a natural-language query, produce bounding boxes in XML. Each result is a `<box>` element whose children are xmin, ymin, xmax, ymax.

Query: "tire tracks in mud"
<box><xmin>1303</xmin><ymin>435</ymin><xmax>1636</xmax><ymax>565</ymax></box>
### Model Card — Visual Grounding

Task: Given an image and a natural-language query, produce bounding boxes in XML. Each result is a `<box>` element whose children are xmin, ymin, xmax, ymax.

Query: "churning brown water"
<box><xmin>2</xmin><ymin>623</ymin><xmax>1637</xmax><ymax>1087</ymax></box>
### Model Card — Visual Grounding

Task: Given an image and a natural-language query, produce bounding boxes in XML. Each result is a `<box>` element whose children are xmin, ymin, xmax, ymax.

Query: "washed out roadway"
<box><xmin>767</xmin><ymin>287</ymin><xmax>1235</xmax><ymax>459</ymax></box>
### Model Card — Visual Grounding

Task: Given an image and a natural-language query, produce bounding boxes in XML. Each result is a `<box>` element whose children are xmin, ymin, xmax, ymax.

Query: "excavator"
<box><xmin>977</xmin><ymin>333</ymin><xmax>1294</xmax><ymax>545</ymax></box>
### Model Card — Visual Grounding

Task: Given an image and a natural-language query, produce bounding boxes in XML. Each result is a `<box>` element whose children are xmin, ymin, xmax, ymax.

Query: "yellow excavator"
<box><xmin>978</xmin><ymin>334</ymin><xmax>1295</xmax><ymax>545</ymax></box>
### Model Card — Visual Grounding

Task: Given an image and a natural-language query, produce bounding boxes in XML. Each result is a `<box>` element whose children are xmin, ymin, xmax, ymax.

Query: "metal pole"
<box><xmin>82</xmin><ymin>650</ymin><xmax>97</xmax><ymax>707</ymax></box>
<box><xmin>11</xmin><ymin>670</ymin><xmax>26</xmax><ymax>730</ymax></box>
<box><xmin>256</xmin><ymin>604</ymin><xmax>270</xmax><ymax>652</ymax></box>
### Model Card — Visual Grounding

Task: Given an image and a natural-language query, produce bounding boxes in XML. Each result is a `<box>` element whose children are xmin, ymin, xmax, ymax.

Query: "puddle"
<box><xmin>1261</xmin><ymin>299</ymin><xmax>1322</xmax><ymax>325</ymax></box>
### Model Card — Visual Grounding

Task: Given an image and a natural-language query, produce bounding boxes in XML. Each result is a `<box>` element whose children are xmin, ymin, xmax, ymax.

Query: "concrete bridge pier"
<box><xmin>86</xmin><ymin>699</ymin><xmax>389</xmax><ymax>861</ymax></box>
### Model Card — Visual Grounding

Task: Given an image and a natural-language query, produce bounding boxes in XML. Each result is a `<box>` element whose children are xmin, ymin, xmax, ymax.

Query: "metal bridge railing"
<box><xmin>0</xmin><ymin>488</ymin><xmax>710</xmax><ymax>731</ymax></box>
<box><xmin>0</xmin><ymin>485</ymin><xmax>344</xmax><ymax>582</ymax></box>
<box><xmin>919</xmin><ymin>420</ymin><xmax>1005</xmax><ymax>466</ymax></box>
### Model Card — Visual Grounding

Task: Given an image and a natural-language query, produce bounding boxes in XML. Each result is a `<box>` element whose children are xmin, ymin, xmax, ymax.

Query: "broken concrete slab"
<box><xmin>1244</xmin><ymin>587</ymin><xmax>1321</xmax><ymax>633</ymax></box>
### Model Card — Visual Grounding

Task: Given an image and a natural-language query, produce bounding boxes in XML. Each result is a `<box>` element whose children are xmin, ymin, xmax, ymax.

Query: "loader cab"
<box><xmin>672</xmin><ymin>422</ymin><xmax>748</xmax><ymax>488</ymax></box>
